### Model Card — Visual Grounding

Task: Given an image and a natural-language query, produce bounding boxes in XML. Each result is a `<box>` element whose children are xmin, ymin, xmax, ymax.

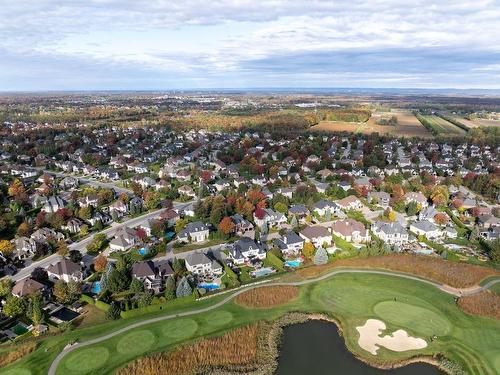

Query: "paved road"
<box><xmin>9</xmin><ymin>201</ymin><xmax>193</xmax><ymax>282</ymax></box>
<box><xmin>47</xmin><ymin>268</ymin><xmax>500</xmax><ymax>375</ymax></box>
<box><xmin>39</xmin><ymin>168</ymin><xmax>133</xmax><ymax>194</ymax></box>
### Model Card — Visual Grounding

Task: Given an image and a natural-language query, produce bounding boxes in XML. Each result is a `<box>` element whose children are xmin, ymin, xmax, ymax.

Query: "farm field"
<box><xmin>4</xmin><ymin>271</ymin><xmax>499</xmax><ymax>375</ymax></box>
<box><xmin>310</xmin><ymin>110</ymin><xmax>433</xmax><ymax>138</ymax></box>
<box><xmin>472</xmin><ymin>119</ymin><xmax>500</xmax><ymax>127</ymax></box>
<box><xmin>416</xmin><ymin>114</ymin><xmax>467</xmax><ymax>135</ymax></box>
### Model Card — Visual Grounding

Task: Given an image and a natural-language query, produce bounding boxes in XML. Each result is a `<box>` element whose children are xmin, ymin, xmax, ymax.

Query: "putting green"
<box><xmin>64</xmin><ymin>347</ymin><xmax>109</xmax><ymax>373</ymax></box>
<box><xmin>162</xmin><ymin>318</ymin><xmax>198</xmax><ymax>339</ymax></box>
<box><xmin>373</xmin><ymin>301</ymin><xmax>452</xmax><ymax>336</ymax></box>
<box><xmin>203</xmin><ymin>310</ymin><xmax>233</xmax><ymax>326</ymax></box>
<box><xmin>2</xmin><ymin>369</ymin><xmax>31</xmax><ymax>375</ymax></box>
<box><xmin>116</xmin><ymin>330</ymin><xmax>156</xmax><ymax>355</ymax></box>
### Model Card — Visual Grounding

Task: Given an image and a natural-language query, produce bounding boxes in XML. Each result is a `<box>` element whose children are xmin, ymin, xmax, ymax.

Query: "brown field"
<box><xmin>458</xmin><ymin>291</ymin><xmax>500</xmax><ymax>320</ymax></box>
<box><xmin>294</xmin><ymin>254</ymin><xmax>499</xmax><ymax>288</ymax></box>
<box><xmin>310</xmin><ymin>111</ymin><xmax>432</xmax><ymax>138</ymax></box>
<box><xmin>450</xmin><ymin>116</ymin><xmax>479</xmax><ymax>129</ymax></box>
<box><xmin>117</xmin><ymin>325</ymin><xmax>260</xmax><ymax>375</ymax></box>
<box><xmin>0</xmin><ymin>342</ymin><xmax>37</xmax><ymax>367</ymax></box>
<box><xmin>471</xmin><ymin>119</ymin><xmax>500</xmax><ymax>127</ymax></box>
<box><xmin>235</xmin><ymin>285</ymin><xmax>299</xmax><ymax>308</ymax></box>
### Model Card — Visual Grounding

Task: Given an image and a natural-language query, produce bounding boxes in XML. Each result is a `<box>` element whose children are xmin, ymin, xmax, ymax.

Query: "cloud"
<box><xmin>1</xmin><ymin>1</ymin><xmax>500</xmax><ymax>89</ymax></box>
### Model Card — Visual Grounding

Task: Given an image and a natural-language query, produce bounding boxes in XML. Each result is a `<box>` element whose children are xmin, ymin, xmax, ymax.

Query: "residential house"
<box><xmin>371</xmin><ymin>221</ymin><xmax>409</xmax><ymax>245</ymax></box>
<box><xmin>159</xmin><ymin>208</ymin><xmax>180</xmax><ymax>227</ymax></box>
<box><xmin>409</xmin><ymin>220</ymin><xmax>442</xmax><ymax>240</ymax></box>
<box><xmin>336</xmin><ymin>195</ymin><xmax>363</xmax><ymax>211</ymax></box>
<box><xmin>313</xmin><ymin>200</ymin><xmax>340</xmax><ymax>217</ymax></box>
<box><xmin>273</xmin><ymin>231</ymin><xmax>304</xmax><ymax>257</ymax></box>
<box><xmin>185</xmin><ymin>251</ymin><xmax>223</xmax><ymax>275</ymax></box>
<box><xmin>229</xmin><ymin>238</ymin><xmax>266</xmax><ymax>265</ymax></box>
<box><xmin>47</xmin><ymin>259</ymin><xmax>84</xmax><ymax>283</ymax></box>
<box><xmin>42</xmin><ymin>195</ymin><xmax>66</xmax><ymax>213</ymax></box>
<box><xmin>331</xmin><ymin>219</ymin><xmax>370</xmax><ymax>243</ymax></box>
<box><xmin>368</xmin><ymin>191</ymin><xmax>390</xmax><ymax>208</ymax></box>
<box><xmin>12</xmin><ymin>278</ymin><xmax>47</xmax><ymax>298</ymax></box>
<box><xmin>299</xmin><ymin>226</ymin><xmax>332</xmax><ymax>247</ymax></box>
<box><xmin>12</xmin><ymin>237</ymin><xmax>37</xmax><ymax>259</ymax></box>
<box><xmin>109</xmin><ymin>227</ymin><xmax>139</xmax><ymax>252</ymax></box>
<box><xmin>404</xmin><ymin>192</ymin><xmax>428</xmax><ymax>208</ymax></box>
<box><xmin>178</xmin><ymin>221</ymin><xmax>210</xmax><ymax>243</ymax></box>
<box><xmin>253</xmin><ymin>208</ymin><xmax>287</xmax><ymax>229</ymax></box>
<box><xmin>231</xmin><ymin>214</ymin><xmax>254</xmax><ymax>237</ymax></box>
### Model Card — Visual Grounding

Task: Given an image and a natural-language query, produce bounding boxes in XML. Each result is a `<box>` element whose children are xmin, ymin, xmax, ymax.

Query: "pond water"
<box><xmin>275</xmin><ymin>320</ymin><xmax>443</xmax><ymax>375</ymax></box>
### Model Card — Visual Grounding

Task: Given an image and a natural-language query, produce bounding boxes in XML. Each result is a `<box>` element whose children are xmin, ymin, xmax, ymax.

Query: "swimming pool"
<box><xmin>91</xmin><ymin>281</ymin><xmax>101</xmax><ymax>294</ymax></box>
<box><xmin>198</xmin><ymin>282</ymin><xmax>220</xmax><ymax>290</ymax></box>
<box><xmin>284</xmin><ymin>259</ymin><xmax>302</xmax><ymax>267</ymax></box>
<box><xmin>251</xmin><ymin>267</ymin><xmax>275</xmax><ymax>277</ymax></box>
<box><xmin>138</xmin><ymin>247</ymin><xmax>148</xmax><ymax>256</ymax></box>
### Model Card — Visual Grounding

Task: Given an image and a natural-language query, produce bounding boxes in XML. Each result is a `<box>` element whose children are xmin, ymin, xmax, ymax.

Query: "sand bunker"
<box><xmin>356</xmin><ymin>319</ymin><xmax>427</xmax><ymax>355</ymax></box>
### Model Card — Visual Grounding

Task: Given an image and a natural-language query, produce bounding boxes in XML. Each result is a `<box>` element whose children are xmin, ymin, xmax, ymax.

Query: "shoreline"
<box><xmin>207</xmin><ymin>312</ymin><xmax>458</xmax><ymax>375</ymax></box>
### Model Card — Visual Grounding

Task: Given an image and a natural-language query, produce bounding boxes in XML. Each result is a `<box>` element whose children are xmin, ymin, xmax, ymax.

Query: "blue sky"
<box><xmin>1</xmin><ymin>0</ymin><xmax>500</xmax><ymax>91</ymax></box>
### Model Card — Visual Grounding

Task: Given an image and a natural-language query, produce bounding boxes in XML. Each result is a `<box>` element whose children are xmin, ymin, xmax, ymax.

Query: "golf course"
<box><xmin>2</xmin><ymin>269</ymin><xmax>499</xmax><ymax>375</ymax></box>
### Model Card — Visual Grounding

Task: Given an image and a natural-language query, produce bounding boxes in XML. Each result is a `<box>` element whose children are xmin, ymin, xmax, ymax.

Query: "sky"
<box><xmin>1</xmin><ymin>0</ymin><xmax>500</xmax><ymax>91</ymax></box>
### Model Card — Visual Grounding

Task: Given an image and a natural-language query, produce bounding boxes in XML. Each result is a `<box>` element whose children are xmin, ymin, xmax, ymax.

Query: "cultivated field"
<box><xmin>310</xmin><ymin>110</ymin><xmax>433</xmax><ymax>138</ymax></box>
<box><xmin>471</xmin><ymin>119</ymin><xmax>500</xmax><ymax>127</ymax></box>
<box><xmin>416</xmin><ymin>114</ymin><xmax>467</xmax><ymax>135</ymax></box>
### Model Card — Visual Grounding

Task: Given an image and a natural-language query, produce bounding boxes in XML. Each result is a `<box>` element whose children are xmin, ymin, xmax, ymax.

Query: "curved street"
<box><xmin>48</xmin><ymin>268</ymin><xmax>500</xmax><ymax>375</ymax></box>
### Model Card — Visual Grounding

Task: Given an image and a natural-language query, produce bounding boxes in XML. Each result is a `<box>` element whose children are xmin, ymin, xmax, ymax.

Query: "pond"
<box><xmin>275</xmin><ymin>320</ymin><xmax>443</xmax><ymax>375</ymax></box>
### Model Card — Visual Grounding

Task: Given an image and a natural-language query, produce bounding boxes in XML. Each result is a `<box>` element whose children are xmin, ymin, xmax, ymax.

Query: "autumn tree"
<box><xmin>16</xmin><ymin>222</ymin><xmax>31</xmax><ymax>237</ymax></box>
<box><xmin>94</xmin><ymin>255</ymin><xmax>108</xmax><ymax>273</ymax></box>
<box><xmin>218</xmin><ymin>216</ymin><xmax>235</xmax><ymax>236</ymax></box>
<box><xmin>302</xmin><ymin>242</ymin><xmax>315</xmax><ymax>259</ymax></box>
<box><xmin>56</xmin><ymin>240</ymin><xmax>69</xmax><ymax>257</ymax></box>
<box><xmin>0</xmin><ymin>240</ymin><xmax>14</xmax><ymax>257</ymax></box>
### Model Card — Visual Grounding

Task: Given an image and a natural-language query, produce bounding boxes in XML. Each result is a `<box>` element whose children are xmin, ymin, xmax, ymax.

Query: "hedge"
<box><xmin>120</xmin><ymin>295</ymin><xmax>195</xmax><ymax>319</ymax></box>
<box><xmin>95</xmin><ymin>300</ymin><xmax>111</xmax><ymax>312</ymax></box>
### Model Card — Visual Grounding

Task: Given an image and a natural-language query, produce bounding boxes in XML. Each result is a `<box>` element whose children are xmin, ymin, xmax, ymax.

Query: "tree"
<box><xmin>406</xmin><ymin>201</ymin><xmax>418</xmax><ymax>216</ymax></box>
<box><xmin>16</xmin><ymin>222</ymin><xmax>31</xmax><ymax>237</ymax></box>
<box><xmin>31</xmin><ymin>267</ymin><xmax>48</xmax><ymax>284</ymax></box>
<box><xmin>313</xmin><ymin>247</ymin><xmax>328</xmax><ymax>265</ymax></box>
<box><xmin>27</xmin><ymin>293</ymin><xmax>43</xmax><ymax>325</ymax></box>
<box><xmin>434</xmin><ymin>213</ymin><xmax>449</xmax><ymax>225</ymax></box>
<box><xmin>69</xmin><ymin>250</ymin><xmax>83</xmax><ymax>263</ymax></box>
<box><xmin>106</xmin><ymin>302</ymin><xmax>121</xmax><ymax>320</ymax></box>
<box><xmin>172</xmin><ymin>258</ymin><xmax>184</xmax><ymax>273</ymax></box>
<box><xmin>218</xmin><ymin>216</ymin><xmax>235</xmax><ymax>236</ymax></box>
<box><xmin>3</xmin><ymin>295</ymin><xmax>25</xmax><ymax>317</ymax></box>
<box><xmin>144</xmin><ymin>191</ymin><xmax>161</xmax><ymax>210</ymax></box>
<box><xmin>107</xmin><ymin>269</ymin><xmax>130</xmax><ymax>293</ymax></box>
<box><xmin>0</xmin><ymin>240</ymin><xmax>14</xmax><ymax>257</ymax></box>
<box><xmin>274</xmin><ymin>202</ymin><xmax>288</xmax><ymax>214</ymax></box>
<box><xmin>0</xmin><ymin>278</ymin><xmax>13</xmax><ymax>297</ymax></box>
<box><xmin>388</xmin><ymin>210</ymin><xmax>396</xmax><ymax>222</ymax></box>
<box><xmin>53</xmin><ymin>280</ymin><xmax>70</xmax><ymax>304</ymax></box>
<box><xmin>56</xmin><ymin>240</ymin><xmax>69</xmax><ymax>257</ymax></box>
<box><xmin>137</xmin><ymin>291</ymin><xmax>153</xmax><ymax>307</ymax></box>
<box><xmin>176</xmin><ymin>276</ymin><xmax>192</xmax><ymax>297</ymax></box>
<box><xmin>80</xmin><ymin>224</ymin><xmax>89</xmax><ymax>237</ymax></box>
<box><xmin>86</xmin><ymin>233</ymin><xmax>107</xmax><ymax>255</ymax></box>
<box><xmin>93</xmin><ymin>255</ymin><xmax>107</xmax><ymax>273</ymax></box>
<box><xmin>129</xmin><ymin>278</ymin><xmax>143</xmax><ymax>294</ymax></box>
<box><xmin>290</xmin><ymin>215</ymin><xmax>298</xmax><ymax>228</ymax></box>
<box><xmin>175</xmin><ymin>218</ymin><xmax>188</xmax><ymax>234</ymax></box>
<box><xmin>302</xmin><ymin>242</ymin><xmax>315</xmax><ymax>259</ymax></box>
<box><xmin>164</xmin><ymin>276</ymin><xmax>176</xmax><ymax>300</ymax></box>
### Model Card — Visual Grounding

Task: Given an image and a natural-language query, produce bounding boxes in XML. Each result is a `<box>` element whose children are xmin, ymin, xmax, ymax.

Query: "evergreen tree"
<box><xmin>164</xmin><ymin>276</ymin><xmax>176</xmax><ymax>300</ymax></box>
<box><xmin>172</xmin><ymin>258</ymin><xmax>184</xmax><ymax>273</ymax></box>
<box><xmin>313</xmin><ymin>246</ymin><xmax>328</xmax><ymax>265</ymax></box>
<box><xmin>176</xmin><ymin>276</ymin><xmax>192</xmax><ymax>298</ymax></box>
<box><xmin>290</xmin><ymin>215</ymin><xmax>298</xmax><ymax>228</ymax></box>
<box><xmin>129</xmin><ymin>278</ymin><xmax>143</xmax><ymax>294</ymax></box>
<box><xmin>106</xmin><ymin>302</ymin><xmax>121</xmax><ymax>320</ymax></box>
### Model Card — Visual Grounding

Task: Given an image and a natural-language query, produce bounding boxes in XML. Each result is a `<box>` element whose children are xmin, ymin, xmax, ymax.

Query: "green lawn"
<box><xmin>3</xmin><ymin>273</ymin><xmax>500</xmax><ymax>375</ymax></box>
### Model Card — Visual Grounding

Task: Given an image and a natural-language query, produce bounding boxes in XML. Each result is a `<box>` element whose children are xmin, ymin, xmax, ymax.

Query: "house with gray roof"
<box><xmin>410</xmin><ymin>220</ymin><xmax>442</xmax><ymax>239</ymax></box>
<box><xmin>371</xmin><ymin>221</ymin><xmax>409</xmax><ymax>245</ymax></box>
<box><xmin>185</xmin><ymin>251</ymin><xmax>222</xmax><ymax>275</ymax></box>
<box><xmin>273</xmin><ymin>231</ymin><xmax>304</xmax><ymax>257</ymax></box>
<box><xmin>178</xmin><ymin>221</ymin><xmax>210</xmax><ymax>243</ymax></box>
<box><xmin>229</xmin><ymin>238</ymin><xmax>266</xmax><ymax>265</ymax></box>
<box><xmin>47</xmin><ymin>259</ymin><xmax>84</xmax><ymax>283</ymax></box>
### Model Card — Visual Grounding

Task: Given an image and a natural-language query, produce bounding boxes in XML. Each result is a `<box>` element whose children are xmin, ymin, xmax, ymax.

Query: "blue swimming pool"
<box><xmin>91</xmin><ymin>281</ymin><xmax>101</xmax><ymax>294</ymax></box>
<box><xmin>284</xmin><ymin>259</ymin><xmax>302</xmax><ymax>267</ymax></box>
<box><xmin>138</xmin><ymin>247</ymin><xmax>148</xmax><ymax>256</ymax></box>
<box><xmin>252</xmin><ymin>267</ymin><xmax>275</xmax><ymax>277</ymax></box>
<box><xmin>198</xmin><ymin>283</ymin><xmax>220</xmax><ymax>290</ymax></box>
<box><xmin>165</xmin><ymin>231</ymin><xmax>176</xmax><ymax>240</ymax></box>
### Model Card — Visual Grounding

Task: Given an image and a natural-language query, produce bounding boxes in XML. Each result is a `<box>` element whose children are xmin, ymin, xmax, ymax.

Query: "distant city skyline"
<box><xmin>1</xmin><ymin>1</ymin><xmax>500</xmax><ymax>91</ymax></box>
